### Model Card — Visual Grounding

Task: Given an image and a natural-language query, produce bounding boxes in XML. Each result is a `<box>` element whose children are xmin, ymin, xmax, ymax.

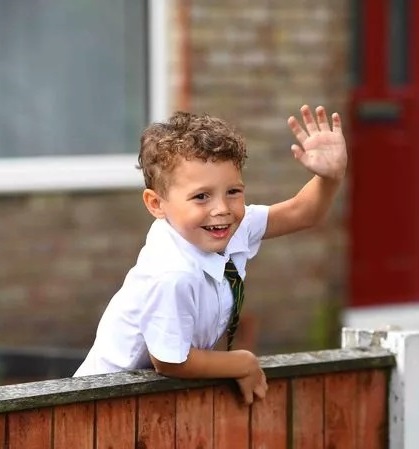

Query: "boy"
<box><xmin>74</xmin><ymin>105</ymin><xmax>347</xmax><ymax>405</ymax></box>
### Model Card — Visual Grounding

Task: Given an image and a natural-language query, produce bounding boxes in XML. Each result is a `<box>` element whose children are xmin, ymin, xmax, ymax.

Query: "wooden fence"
<box><xmin>0</xmin><ymin>346</ymin><xmax>395</xmax><ymax>449</ymax></box>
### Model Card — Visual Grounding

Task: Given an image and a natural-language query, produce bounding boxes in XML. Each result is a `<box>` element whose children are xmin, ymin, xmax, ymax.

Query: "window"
<box><xmin>0</xmin><ymin>0</ymin><xmax>167</xmax><ymax>192</ymax></box>
<box><xmin>388</xmin><ymin>0</ymin><xmax>409</xmax><ymax>86</ymax></box>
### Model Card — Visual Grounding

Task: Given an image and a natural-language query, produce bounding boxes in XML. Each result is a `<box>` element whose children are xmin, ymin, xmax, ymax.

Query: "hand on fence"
<box><xmin>235</xmin><ymin>355</ymin><xmax>268</xmax><ymax>405</ymax></box>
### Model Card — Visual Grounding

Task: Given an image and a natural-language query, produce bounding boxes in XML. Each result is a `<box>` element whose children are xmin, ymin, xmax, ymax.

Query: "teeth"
<box><xmin>206</xmin><ymin>225</ymin><xmax>228</xmax><ymax>230</ymax></box>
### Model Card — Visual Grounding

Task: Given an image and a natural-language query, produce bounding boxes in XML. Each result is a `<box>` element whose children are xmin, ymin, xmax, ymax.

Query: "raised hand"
<box><xmin>288</xmin><ymin>105</ymin><xmax>347</xmax><ymax>180</ymax></box>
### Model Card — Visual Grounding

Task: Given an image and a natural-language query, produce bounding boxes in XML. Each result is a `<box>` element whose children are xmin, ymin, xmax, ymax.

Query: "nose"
<box><xmin>210</xmin><ymin>197</ymin><xmax>230</xmax><ymax>216</ymax></box>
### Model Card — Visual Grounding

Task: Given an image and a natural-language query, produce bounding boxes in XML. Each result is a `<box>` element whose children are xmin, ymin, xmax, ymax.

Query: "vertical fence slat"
<box><xmin>325</xmin><ymin>372</ymin><xmax>357</xmax><ymax>449</ymax></box>
<box><xmin>96</xmin><ymin>397</ymin><xmax>136</xmax><ymax>449</ymax></box>
<box><xmin>176</xmin><ymin>387</ymin><xmax>213</xmax><ymax>449</ymax></box>
<box><xmin>356</xmin><ymin>369</ymin><xmax>387</xmax><ymax>449</ymax></box>
<box><xmin>214</xmin><ymin>384</ymin><xmax>249</xmax><ymax>449</ymax></box>
<box><xmin>54</xmin><ymin>402</ymin><xmax>94</xmax><ymax>449</ymax></box>
<box><xmin>292</xmin><ymin>375</ymin><xmax>324</xmax><ymax>449</ymax></box>
<box><xmin>8</xmin><ymin>408</ymin><xmax>52</xmax><ymax>449</ymax></box>
<box><xmin>0</xmin><ymin>414</ymin><xmax>5</xmax><ymax>447</ymax></box>
<box><xmin>251</xmin><ymin>379</ymin><xmax>287</xmax><ymax>449</ymax></box>
<box><xmin>138</xmin><ymin>392</ymin><xmax>176</xmax><ymax>448</ymax></box>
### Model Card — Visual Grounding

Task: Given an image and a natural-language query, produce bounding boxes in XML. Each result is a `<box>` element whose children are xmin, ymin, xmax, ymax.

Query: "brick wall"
<box><xmin>187</xmin><ymin>0</ymin><xmax>350</xmax><ymax>352</ymax></box>
<box><xmin>0</xmin><ymin>192</ymin><xmax>153</xmax><ymax>348</ymax></box>
<box><xmin>0</xmin><ymin>0</ymin><xmax>350</xmax><ymax>355</ymax></box>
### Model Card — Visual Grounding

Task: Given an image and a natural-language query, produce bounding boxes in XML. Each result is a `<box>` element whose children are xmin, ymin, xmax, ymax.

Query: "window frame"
<box><xmin>0</xmin><ymin>0</ymin><xmax>168</xmax><ymax>194</ymax></box>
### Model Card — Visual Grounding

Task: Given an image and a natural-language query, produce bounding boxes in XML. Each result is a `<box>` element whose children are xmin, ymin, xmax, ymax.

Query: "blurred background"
<box><xmin>1</xmin><ymin>0</ymin><xmax>417</xmax><ymax>385</ymax></box>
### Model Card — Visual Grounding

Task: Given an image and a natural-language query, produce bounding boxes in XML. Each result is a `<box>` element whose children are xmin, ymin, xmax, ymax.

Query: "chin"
<box><xmin>208</xmin><ymin>241</ymin><xmax>230</xmax><ymax>254</ymax></box>
<box><xmin>194</xmin><ymin>240</ymin><xmax>224</xmax><ymax>254</ymax></box>
<box><xmin>195</xmin><ymin>233</ymin><xmax>234</xmax><ymax>253</ymax></box>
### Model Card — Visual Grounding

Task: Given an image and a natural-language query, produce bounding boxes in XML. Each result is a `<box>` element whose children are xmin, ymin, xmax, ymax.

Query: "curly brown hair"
<box><xmin>138</xmin><ymin>111</ymin><xmax>247</xmax><ymax>196</ymax></box>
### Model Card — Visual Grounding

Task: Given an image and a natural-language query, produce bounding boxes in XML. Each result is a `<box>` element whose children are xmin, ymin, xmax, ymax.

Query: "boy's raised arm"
<box><xmin>263</xmin><ymin>105</ymin><xmax>347</xmax><ymax>239</ymax></box>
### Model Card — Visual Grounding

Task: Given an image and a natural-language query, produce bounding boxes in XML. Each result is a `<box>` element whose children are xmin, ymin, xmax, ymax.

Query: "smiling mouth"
<box><xmin>202</xmin><ymin>225</ymin><xmax>230</xmax><ymax>231</ymax></box>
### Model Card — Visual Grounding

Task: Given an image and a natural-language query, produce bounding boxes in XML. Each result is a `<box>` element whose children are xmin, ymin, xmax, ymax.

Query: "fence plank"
<box><xmin>214</xmin><ymin>384</ymin><xmax>249</xmax><ymax>449</ymax></box>
<box><xmin>292</xmin><ymin>375</ymin><xmax>324</xmax><ymax>449</ymax></box>
<box><xmin>96</xmin><ymin>397</ymin><xmax>136</xmax><ymax>449</ymax></box>
<box><xmin>251</xmin><ymin>379</ymin><xmax>287</xmax><ymax>449</ymax></box>
<box><xmin>356</xmin><ymin>369</ymin><xmax>387</xmax><ymax>449</ymax></box>
<box><xmin>138</xmin><ymin>392</ymin><xmax>176</xmax><ymax>448</ymax></box>
<box><xmin>176</xmin><ymin>387</ymin><xmax>213</xmax><ymax>449</ymax></box>
<box><xmin>54</xmin><ymin>402</ymin><xmax>94</xmax><ymax>449</ymax></box>
<box><xmin>325</xmin><ymin>372</ymin><xmax>357</xmax><ymax>449</ymax></box>
<box><xmin>0</xmin><ymin>414</ymin><xmax>5</xmax><ymax>447</ymax></box>
<box><xmin>8</xmin><ymin>408</ymin><xmax>52</xmax><ymax>449</ymax></box>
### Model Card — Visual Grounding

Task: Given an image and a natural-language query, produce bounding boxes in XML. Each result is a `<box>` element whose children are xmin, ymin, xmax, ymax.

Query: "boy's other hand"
<box><xmin>288</xmin><ymin>105</ymin><xmax>347</xmax><ymax>181</ymax></box>
<box><xmin>235</xmin><ymin>351</ymin><xmax>268</xmax><ymax>405</ymax></box>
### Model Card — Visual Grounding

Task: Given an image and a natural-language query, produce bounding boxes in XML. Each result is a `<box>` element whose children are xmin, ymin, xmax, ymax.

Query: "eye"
<box><xmin>192</xmin><ymin>193</ymin><xmax>208</xmax><ymax>201</ymax></box>
<box><xmin>227</xmin><ymin>188</ymin><xmax>243</xmax><ymax>196</ymax></box>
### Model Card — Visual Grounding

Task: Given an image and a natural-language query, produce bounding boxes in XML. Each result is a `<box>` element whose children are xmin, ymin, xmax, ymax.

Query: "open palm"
<box><xmin>288</xmin><ymin>105</ymin><xmax>347</xmax><ymax>180</ymax></box>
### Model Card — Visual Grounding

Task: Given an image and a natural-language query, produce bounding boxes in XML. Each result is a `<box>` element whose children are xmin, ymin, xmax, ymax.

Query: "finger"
<box><xmin>253</xmin><ymin>383</ymin><xmax>268</xmax><ymax>400</ymax></box>
<box><xmin>331</xmin><ymin>112</ymin><xmax>342</xmax><ymax>133</ymax></box>
<box><xmin>262</xmin><ymin>372</ymin><xmax>268</xmax><ymax>391</ymax></box>
<box><xmin>291</xmin><ymin>144</ymin><xmax>304</xmax><ymax>160</ymax></box>
<box><xmin>300</xmin><ymin>104</ymin><xmax>319</xmax><ymax>134</ymax></box>
<box><xmin>253</xmin><ymin>371</ymin><xmax>268</xmax><ymax>400</ymax></box>
<box><xmin>242</xmin><ymin>390</ymin><xmax>254</xmax><ymax>405</ymax></box>
<box><xmin>237</xmin><ymin>379</ymin><xmax>255</xmax><ymax>405</ymax></box>
<box><xmin>315</xmin><ymin>105</ymin><xmax>330</xmax><ymax>131</ymax></box>
<box><xmin>288</xmin><ymin>116</ymin><xmax>308</xmax><ymax>145</ymax></box>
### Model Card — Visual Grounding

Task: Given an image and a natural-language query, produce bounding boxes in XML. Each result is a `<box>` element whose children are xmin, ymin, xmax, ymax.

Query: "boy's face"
<box><xmin>159</xmin><ymin>158</ymin><xmax>245</xmax><ymax>253</ymax></box>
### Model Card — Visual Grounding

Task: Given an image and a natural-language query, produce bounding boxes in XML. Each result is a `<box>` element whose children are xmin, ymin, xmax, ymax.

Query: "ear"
<box><xmin>142</xmin><ymin>188</ymin><xmax>166</xmax><ymax>219</ymax></box>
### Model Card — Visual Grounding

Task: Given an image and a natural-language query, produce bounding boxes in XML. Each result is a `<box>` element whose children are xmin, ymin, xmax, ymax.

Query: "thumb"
<box><xmin>291</xmin><ymin>144</ymin><xmax>304</xmax><ymax>160</ymax></box>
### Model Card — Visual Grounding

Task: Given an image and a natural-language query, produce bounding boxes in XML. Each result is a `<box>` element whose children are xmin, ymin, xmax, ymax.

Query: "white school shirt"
<box><xmin>74</xmin><ymin>204</ymin><xmax>269</xmax><ymax>376</ymax></box>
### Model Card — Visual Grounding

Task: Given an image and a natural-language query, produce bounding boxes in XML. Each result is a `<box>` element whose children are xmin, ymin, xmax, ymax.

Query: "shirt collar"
<box><xmin>153</xmin><ymin>219</ymin><xmax>248</xmax><ymax>283</ymax></box>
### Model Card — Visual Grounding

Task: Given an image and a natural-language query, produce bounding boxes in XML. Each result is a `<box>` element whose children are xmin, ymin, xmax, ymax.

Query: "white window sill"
<box><xmin>344</xmin><ymin>302</ymin><xmax>419</xmax><ymax>331</ymax></box>
<box><xmin>0</xmin><ymin>155</ymin><xmax>144</xmax><ymax>195</ymax></box>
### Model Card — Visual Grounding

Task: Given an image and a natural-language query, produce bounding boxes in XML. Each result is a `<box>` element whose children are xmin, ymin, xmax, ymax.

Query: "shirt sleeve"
<box><xmin>244</xmin><ymin>204</ymin><xmax>269</xmax><ymax>258</ymax></box>
<box><xmin>139</xmin><ymin>271</ymin><xmax>198</xmax><ymax>364</ymax></box>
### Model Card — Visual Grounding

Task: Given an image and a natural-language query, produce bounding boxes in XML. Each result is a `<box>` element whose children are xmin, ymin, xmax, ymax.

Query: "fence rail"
<box><xmin>0</xmin><ymin>347</ymin><xmax>395</xmax><ymax>449</ymax></box>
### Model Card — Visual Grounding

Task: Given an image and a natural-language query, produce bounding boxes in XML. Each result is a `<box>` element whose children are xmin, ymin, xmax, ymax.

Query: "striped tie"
<box><xmin>224</xmin><ymin>258</ymin><xmax>245</xmax><ymax>351</ymax></box>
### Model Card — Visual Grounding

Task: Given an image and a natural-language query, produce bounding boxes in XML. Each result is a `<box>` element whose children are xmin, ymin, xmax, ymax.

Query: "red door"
<box><xmin>349</xmin><ymin>0</ymin><xmax>419</xmax><ymax>307</ymax></box>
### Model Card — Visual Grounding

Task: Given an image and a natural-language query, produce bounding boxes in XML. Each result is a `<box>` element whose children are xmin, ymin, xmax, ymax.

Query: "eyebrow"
<box><xmin>189</xmin><ymin>182</ymin><xmax>245</xmax><ymax>193</ymax></box>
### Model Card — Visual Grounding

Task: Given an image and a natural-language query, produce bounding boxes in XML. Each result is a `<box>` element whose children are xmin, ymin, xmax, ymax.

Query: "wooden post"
<box><xmin>342</xmin><ymin>327</ymin><xmax>419</xmax><ymax>449</ymax></box>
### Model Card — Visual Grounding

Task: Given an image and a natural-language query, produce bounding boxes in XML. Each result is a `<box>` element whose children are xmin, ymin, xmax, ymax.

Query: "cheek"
<box><xmin>233</xmin><ymin>202</ymin><xmax>246</xmax><ymax>219</ymax></box>
<box><xmin>179</xmin><ymin>205</ymin><xmax>208</xmax><ymax>226</ymax></box>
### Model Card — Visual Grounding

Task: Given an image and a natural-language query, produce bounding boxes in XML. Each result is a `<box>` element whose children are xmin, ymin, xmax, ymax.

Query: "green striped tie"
<box><xmin>224</xmin><ymin>258</ymin><xmax>245</xmax><ymax>351</ymax></box>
